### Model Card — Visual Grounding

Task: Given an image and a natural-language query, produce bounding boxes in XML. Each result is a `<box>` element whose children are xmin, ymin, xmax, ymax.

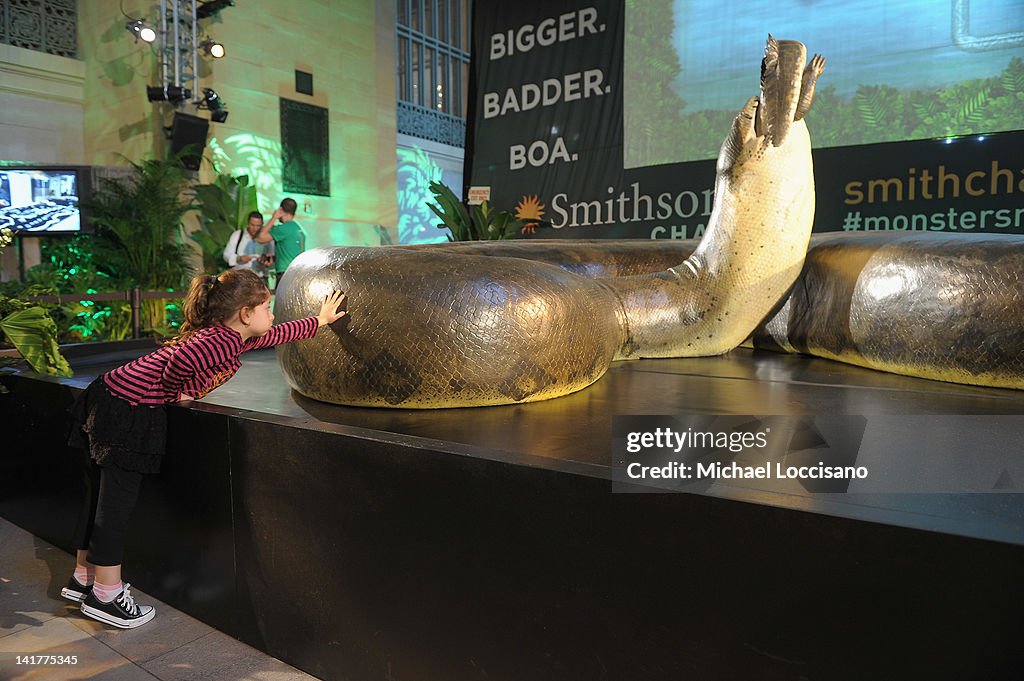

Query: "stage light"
<box><xmin>126</xmin><ymin>19</ymin><xmax>157</xmax><ymax>43</ymax></box>
<box><xmin>147</xmin><ymin>85</ymin><xmax>192</xmax><ymax>103</ymax></box>
<box><xmin>202</xmin><ymin>87</ymin><xmax>229</xmax><ymax>123</ymax></box>
<box><xmin>196</xmin><ymin>0</ymin><xmax>235</xmax><ymax>19</ymax></box>
<box><xmin>199</xmin><ymin>38</ymin><xmax>226</xmax><ymax>58</ymax></box>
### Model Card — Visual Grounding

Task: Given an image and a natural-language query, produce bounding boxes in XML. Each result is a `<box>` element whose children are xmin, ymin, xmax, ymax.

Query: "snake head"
<box><xmin>718</xmin><ymin>37</ymin><xmax>825</xmax><ymax>175</ymax></box>
<box><xmin>754</xmin><ymin>35</ymin><xmax>825</xmax><ymax>146</ymax></box>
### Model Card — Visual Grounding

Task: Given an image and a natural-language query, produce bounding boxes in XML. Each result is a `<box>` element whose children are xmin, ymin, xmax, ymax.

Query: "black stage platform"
<box><xmin>3</xmin><ymin>343</ymin><xmax>1023</xmax><ymax>680</ymax></box>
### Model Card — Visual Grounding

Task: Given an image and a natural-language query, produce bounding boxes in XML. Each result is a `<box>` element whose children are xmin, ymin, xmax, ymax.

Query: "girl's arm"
<box><xmin>243</xmin><ymin>316</ymin><xmax>318</xmax><ymax>351</ymax></box>
<box><xmin>243</xmin><ymin>290</ymin><xmax>347</xmax><ymax>351</ymax></box>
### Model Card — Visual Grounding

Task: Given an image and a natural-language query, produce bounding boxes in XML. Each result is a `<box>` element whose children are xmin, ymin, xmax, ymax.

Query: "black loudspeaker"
<box><xmin>295</xmin><ymin>69</ymin><xmax>313</xmax><ymax>95</ymax></box>
<box><xmin>169</xmin><ymin>112</ymin><xmax>209</xmax><ymax>171</ymax></box>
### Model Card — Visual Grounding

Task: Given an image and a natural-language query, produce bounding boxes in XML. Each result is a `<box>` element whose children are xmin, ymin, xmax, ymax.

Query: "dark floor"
<box><xmin>0</xmin><ymin>516</ymin><xmax>320</xmax><ymax>681</ymax></box>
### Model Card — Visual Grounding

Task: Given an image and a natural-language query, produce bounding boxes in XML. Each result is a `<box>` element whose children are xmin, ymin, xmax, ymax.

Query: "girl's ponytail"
<box><xmin>169</xmin><ymin>270</ymin><xmax>268</xmax><ymax>344</ymax></box>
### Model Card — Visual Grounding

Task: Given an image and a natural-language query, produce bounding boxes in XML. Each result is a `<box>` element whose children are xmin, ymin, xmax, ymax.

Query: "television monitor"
<box><xmin>0</xmin><ymin>166</ymin><xmax>92</xmax><ymax>235</ymax></box>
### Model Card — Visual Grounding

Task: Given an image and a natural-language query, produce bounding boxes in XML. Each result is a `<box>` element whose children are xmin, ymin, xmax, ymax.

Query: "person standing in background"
<box><xmin>255</xmin><ymin>198</ymin><xmax>306</xmax><ymax>280</ymax></box>
<box><xmin>223</xmin><ymin>211</ymin><xmax>274</xmax><ymax>283</ymax></box>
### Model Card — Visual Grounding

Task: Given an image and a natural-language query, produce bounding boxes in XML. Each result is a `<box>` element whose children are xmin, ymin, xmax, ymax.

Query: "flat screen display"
<box><xmin>0</xmin><ymin>167</ymin><xmax>88</xmax><ymax>234</ymax></box>
<box><xmin>624</xmin><ymin>0</ymin><xmax>1024</xmax><ymax>165</ymax></box>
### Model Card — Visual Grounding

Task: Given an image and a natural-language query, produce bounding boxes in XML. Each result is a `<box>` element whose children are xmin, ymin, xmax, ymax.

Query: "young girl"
<box><xmin>64</xmin><ymin>268</ymin><xmax>346</xmax><ymax>628</ymax></box>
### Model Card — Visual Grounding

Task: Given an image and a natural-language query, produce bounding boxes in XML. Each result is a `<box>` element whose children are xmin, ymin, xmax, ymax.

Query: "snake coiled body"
<box><xmin>276</xmin><ymin>247</ymin><xmax>623</xmax><ymax>407</ymax></box>
<box><xmin>274</xmin><ymin>36</ymin><xmax>1024</xmax><ymax>406</ymax></box>
<box><xmin>277</xmin><ymin>230</ymin><xmax>1024</xmax><ymax>405</ymax></box>
<box><xmin>275</xmin><ymin>38</ymin><xmax>830</xmax><ymax>408</ymax></box>
<box><xmin>753</xmin><ymin>232</ymin><xmax>1024</xmax><ymax>389</ymax></box>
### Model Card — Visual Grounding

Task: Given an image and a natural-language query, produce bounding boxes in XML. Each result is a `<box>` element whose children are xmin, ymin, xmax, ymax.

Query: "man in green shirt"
<box><xmin>255</xmin><ymin>197</ymin><xmax>306</xmax><ymax>279</ymax></box>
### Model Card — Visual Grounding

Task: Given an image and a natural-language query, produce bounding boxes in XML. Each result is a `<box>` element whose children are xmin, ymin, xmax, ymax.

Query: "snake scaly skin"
<box><xmin>425</xmin><ymin>233</ymin><xmax>1024</xmax><ymax>391</ymax></box>
<box><xmin>279</xmin><ymin>229</ymin><xmax>1024</xmax><ymax>402</ymax></box>
<box><xmin>752</xmin><ymin>232</ymin><xmax>1024</xmax><ymax>390</ymax></box>
<box><xmin>274</xmin><ymin>37</ymin><xmax>827</xmax><ymax>408</ymax></box>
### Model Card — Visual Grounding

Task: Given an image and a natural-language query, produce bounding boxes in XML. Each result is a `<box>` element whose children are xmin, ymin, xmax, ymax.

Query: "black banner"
<box><xmin>597</xmin><ymin>130</ymin><xmax>1024</xmax><ymax>240</ymax></box>
<box><xmin>812</xmin><ymin>130</ymin><xmax>1024</xmax><ymax>236</ymax></box>
<box><xmin>467</xmin><ymin>3</ymin><xmax>1024</xmax><ymax>240</ymax></box>
<box><xmin>467</xmin><ymin>1</ymin><xmax>624</xmax><ymax>233</ymax></box>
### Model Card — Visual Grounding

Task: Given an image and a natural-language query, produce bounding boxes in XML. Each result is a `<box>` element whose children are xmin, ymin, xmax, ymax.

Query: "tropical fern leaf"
<box><xmin>956</xmin><ymin>87</ymin><xmax>990</xmax><ymax>126</ymax></box>
<box><xmin>1001</xmin><ymin>58</ymin><xmax>1024</xmax><ymax>94</ymax></box>
<box><xmin>855</xmin><ymin>86</ymin><xmax>902</xmax><ymax>130</ymax></box>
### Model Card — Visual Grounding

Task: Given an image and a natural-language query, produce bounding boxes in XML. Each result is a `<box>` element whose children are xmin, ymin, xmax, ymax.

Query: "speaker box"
<box><xmin>170</xmin><ymin>112</ymin><xmax>210</xmax><ymax>171</ymax></box>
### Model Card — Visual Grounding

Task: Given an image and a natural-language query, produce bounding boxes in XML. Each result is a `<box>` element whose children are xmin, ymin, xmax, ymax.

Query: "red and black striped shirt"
<box><xmin>102</xmin><ymin>317</ymin><xmax>318</xmax><ymax>406</ymax></box>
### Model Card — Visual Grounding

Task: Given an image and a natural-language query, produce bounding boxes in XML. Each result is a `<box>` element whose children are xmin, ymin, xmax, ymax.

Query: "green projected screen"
<box><xmin>624</xmin><ymin>0</ymin><xmax>1024</xmax><ymax>166</ymax></box>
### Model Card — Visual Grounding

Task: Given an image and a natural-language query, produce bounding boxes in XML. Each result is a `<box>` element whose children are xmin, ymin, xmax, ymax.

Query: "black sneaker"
<box><xmin>80</xmin><ymin>583</ymin><xmax>155</xmax><ymax>629</ymax></box>
<box><xmin>60</xmin><ymin>576</ymin><xmax>92</xmax><ymax>603</ymax></box>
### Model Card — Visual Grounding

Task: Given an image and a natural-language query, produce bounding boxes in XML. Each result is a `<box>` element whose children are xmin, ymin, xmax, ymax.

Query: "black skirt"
<box><xmin>67</xmin><ymin>376</ymin><xmax>168</xmax><ymax>474</ymax></box>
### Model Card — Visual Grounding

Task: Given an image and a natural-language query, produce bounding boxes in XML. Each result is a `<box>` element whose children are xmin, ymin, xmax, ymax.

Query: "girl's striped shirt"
<box><xmin>102</xmin><ymin>317</ymin><xmax>318</xmax><ymax>405</ymax></box>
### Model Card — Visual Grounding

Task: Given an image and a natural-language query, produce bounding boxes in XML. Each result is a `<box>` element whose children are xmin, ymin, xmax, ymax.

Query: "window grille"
<box><xmin>396</xmin><ymin>0</ymin><xmax>470</xmax><ymax>148</ymax></box>
<box><xmin>0</xmin><ymin>0</ymin><xmax>78</xmax><ymax>59</ymax></box>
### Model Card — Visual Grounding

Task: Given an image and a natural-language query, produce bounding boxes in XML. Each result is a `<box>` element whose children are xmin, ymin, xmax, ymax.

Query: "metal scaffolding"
<box><xmin>157</xmin><ymin>0</ymin><xmax>200</xmax><ymax>104</ymax></box>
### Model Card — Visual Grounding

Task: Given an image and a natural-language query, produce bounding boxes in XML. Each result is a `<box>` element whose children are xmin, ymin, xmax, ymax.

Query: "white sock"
<box><xmin>92</xmin><ymin>580</ymin><xmax>123</xmax><ymax>603</ymax></box>
<box><xmin>73</xmin><ymin>566</ymin><xmax>94</xmax><ymax>586</ymax></box>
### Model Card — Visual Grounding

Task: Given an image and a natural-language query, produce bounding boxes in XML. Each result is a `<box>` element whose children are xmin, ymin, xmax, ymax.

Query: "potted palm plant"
<box><xmin>427</xmin><ymin>181</ymin><xmax>526</xmax><ymax>241</ymax></box>
<box><xmin>88</xmin><ymin>157</ymin><xmax>194</xmax><ymax>335</ymax></box>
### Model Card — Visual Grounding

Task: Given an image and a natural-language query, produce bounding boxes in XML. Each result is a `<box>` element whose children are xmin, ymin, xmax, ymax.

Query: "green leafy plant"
<box><xmin>191</xmin><ymin>173</ymin><xmax>260</xmax><ymax>273</ymax></box>
<box><xmin>427</xmin><ymin>181</ymin><xmax>526</xmax><ymax>241</ymax></box>
<box><xmin>0</xmin><ymin>228</ymin><xmax>72</xmax><ymax>378</ymax></box>
<box><xmin>0</xmin><ymin>306</ymin><xmax>72</xmax><ymax>377</ymax></box>
<box><xmin>88</xmin><ymin>156</ymin><xmax>194</xmax><ymax>335</ymax></box>
<box><xmin>25</xmin><ymin>237</ymin><xmax>134</xmax><ymax>343</ymax></box>
<box><xmin>60</xmin><ymin>298</ymin><xmax>133</xmax><ymax>343</ymax></box>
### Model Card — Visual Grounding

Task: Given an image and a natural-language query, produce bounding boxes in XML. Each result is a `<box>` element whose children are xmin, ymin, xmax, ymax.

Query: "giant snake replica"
<box><xmin>274</xmin><ymin>37</ymin><xmax>1024</xmax><ymax>408</ymax></box>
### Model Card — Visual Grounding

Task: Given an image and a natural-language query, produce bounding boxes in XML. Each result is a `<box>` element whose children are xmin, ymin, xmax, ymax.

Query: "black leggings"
<box><xmin>70</xmin><ymin>453</ymin><xmax>144</xmax><ymax>567</ymax></box>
